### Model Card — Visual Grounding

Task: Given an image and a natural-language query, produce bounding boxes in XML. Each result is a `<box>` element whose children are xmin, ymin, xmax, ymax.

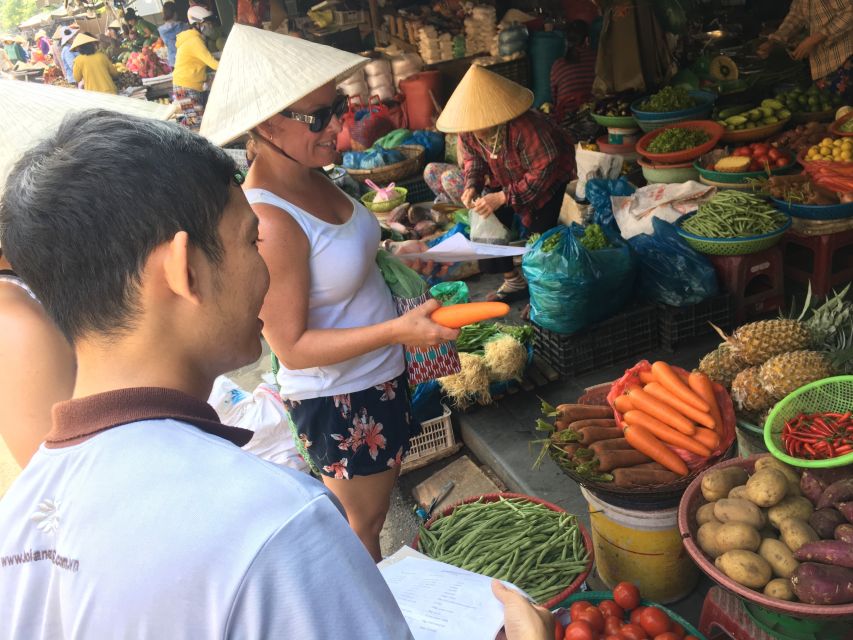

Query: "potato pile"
<box><xmin>694</xmin><ymin>456</ymin><xmax>853</xmax><ymax>605</ymax></box>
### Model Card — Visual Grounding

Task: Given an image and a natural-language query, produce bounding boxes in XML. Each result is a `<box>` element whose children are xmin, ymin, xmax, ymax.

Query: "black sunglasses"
<box><xmin>279</xmin><ymin>95</ymin><xmax>348</xmax><ymax>133</ymax></box>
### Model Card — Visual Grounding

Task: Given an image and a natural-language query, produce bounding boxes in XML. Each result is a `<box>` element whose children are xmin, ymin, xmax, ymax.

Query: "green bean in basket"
<box><xmin>417</xmin><ymin>497</ymin><xmax>590</xmax><ymax>603</ymax></box>
<box><xmin>681</xmin><ymin>191</ymin><xmax>788</xmax><ymax>239</ymax></box>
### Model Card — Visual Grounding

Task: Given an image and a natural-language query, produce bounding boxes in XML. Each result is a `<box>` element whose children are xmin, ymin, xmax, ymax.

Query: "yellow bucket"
<box><xmin>581</xmin><ymin>487</ymin><xmax>698</xmax><ymax>603</ymax></box>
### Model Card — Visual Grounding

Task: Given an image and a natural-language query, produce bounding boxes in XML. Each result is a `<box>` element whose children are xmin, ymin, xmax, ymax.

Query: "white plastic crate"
<box><xmin>401</xmin><ymin>404</ymin><xmax>457</xmax><ymax>474</ymax></box>
<box><xmin>334</xmin><ymin>9</ymin><xmax>365</xmax><ymax>25</ymax></box>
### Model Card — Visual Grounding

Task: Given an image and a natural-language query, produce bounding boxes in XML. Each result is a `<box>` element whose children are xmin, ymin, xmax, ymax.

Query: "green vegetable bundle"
<box><xmin>682</xmin><ymin>191</ymin><xmax>788</xmax><ymax>239</ymax></box>
<box><xmin>639</xmin><ymin>86</ymin><xmax>696</xmax><ymax>113</ymax></box>
<box><xmin>647</xmin><ymin>128</ymin><xmax>710</xmax><ymax>154</ymax></box>
<box><xmin>578</xmin><ymin>223</ymin><xmax>611</xmax><ymax>251</ymax></box>
<box><xmin>418</xmin><ymin>496</ymin><xmax>590</xmax><ymax>604</ymax></box>
<box><xmin>455</xmin><ymin>322</ymin><xmax>532</xmax><ymax>353</ymax></box>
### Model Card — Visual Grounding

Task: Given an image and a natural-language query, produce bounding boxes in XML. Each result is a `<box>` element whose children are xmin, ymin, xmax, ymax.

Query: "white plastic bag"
<box><xmin>612</xmin><ymin>181</ymin><xmax>716</xmax><ymax>240</ymax></box>
<box><xmin>574</xmin><ymin>143</ymin><xmax>624</xmax><ymax>201</ymax></box>
<box><xmin>469</xmin><ymin>209</ymin><xmax>510</xmax><ymax>245</ymax></box>
<box><xmin>209</xmin><ymin>375</ymin><xmax>309</xmax><ymax>473</ymax></box>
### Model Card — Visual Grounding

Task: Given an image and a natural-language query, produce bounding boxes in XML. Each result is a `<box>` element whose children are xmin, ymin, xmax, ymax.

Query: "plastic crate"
<box><xmin>532</xmin><ymin>305</ymin><xmax>658</xmax><ymax>379</ymax></box>
<box><xmin>657</xmin><ymin>293</ymin><xmax>734</xmax><ymax>350</ymax></box>
<box><xmin>482</xmin><ymin>55</ymin><xmax>530</xmax><ymax>88</ymax></box>
<box><xmin>396</xmin><ymin>174</ymin><xmax>434</xmax><ymax>203</ymax></box>
<box><xmin>334</xmin><ymin>9</ymin><xmax>365</xmax><ymax>25</ymax></box>
<box><xmin>401</xmin><ymin>404</ymin><xmax>458</xmax><ymax>474</ymax></box>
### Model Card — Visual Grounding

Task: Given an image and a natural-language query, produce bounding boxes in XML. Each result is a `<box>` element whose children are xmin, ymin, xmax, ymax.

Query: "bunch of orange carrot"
<box><xmin>612</xmin><ymin>361</ymin><xmax>723</xmax><ymax>477</ymax></box>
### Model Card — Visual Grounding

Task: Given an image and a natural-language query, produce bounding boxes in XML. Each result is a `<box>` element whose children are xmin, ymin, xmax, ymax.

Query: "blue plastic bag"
<box><xmin>411</xmin><ymin>380</ymin><xmax>444</xmax><ymax>424</ymax></box>
<box><xmin>629</xmin><ymin>217</ymin><xmax>719</xmax><ymax>307</ymax></box>
<box><xmin>522</xmin><ymin>224</ymin><xmax>636</xmax><ymax>335</ymax></box>
<box><xmin>586</xmin><ymin>178</ymin><xmax>635</xmax><ymax>230</ymax></box>
<box><xmin>402</xmin><ymin>130</ymin><xmax>446</xmax><ymax>163</ymax></box>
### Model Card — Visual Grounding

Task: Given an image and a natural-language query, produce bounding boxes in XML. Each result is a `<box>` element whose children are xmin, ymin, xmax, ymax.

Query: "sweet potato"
<box><xmin>836</xmin><ymin>524</ymin><xmax>853</xmax><ymax>544</ymax></box>
<box><xmin>817</xmin><ymin>479</ymin><xmax>853</xmax><ymax>510</ymax></box>
<box><xmin>595</xmin><ymin>449</ymin><xmax>653</xmax><ymax>472</ymax></box>
<box><xmin>794</xmin><ymin>540</ymin><xmax>853</xmax><ymax>568</ymax></box>
<box><xmin>839</xmin><ymin>502</ymin><xmax>853</xmax><ymax>523</ymax></box>
<box><xmin>801</xmin><ymin>469</ymin><xmax>827</xmax><ymax>506</ymax></box>
<box><xmin>556</xmin><ymin>404</ymin><xmax>614</xmax><ymax>421</ymax></box>
<box><xmin>809</xmin><ymin>508</ymin><xmax>848</xmax><ymax>539</ymax></box>
<box><xmin>612</xmin><ymin>467</ymin><xmax>680</xmax><ymax>488</ymax></box>
<box><xmin>791</xmin><ymin>563</ymin><xmax>853</xmax><ymax>605</ymax></box>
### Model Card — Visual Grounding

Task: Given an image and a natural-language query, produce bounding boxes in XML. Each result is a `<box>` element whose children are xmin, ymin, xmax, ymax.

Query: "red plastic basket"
<box><xmin>635</xmin><ymin>120</ymin><xmax>724</xmax><ymax>164</ymax></box>
<box><xmin>412</xmin><ymin>492</ymin><xmax>594</xmax><ymax>609</ymax></box>
<box><xmin>678</xmin><ymin>454</ymin><xmax>853</xmax><ymax>618</ymax></box>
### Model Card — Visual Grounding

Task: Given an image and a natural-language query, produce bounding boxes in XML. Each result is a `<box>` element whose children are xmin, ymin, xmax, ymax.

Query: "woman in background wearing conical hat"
<box><xmin>437</xmin><ymin>64</ymin><xmax>575</xmax><ymax>303</ymax></box>
<box><xmin>59</xmin><ymin>25</ymin><xmax>80</xmax><ymax>83</ymax></box>
<box><xmin>71</xmin><ymin>32</ymin><xmax>118</xmax><ymax>94</ymax></box>
<box><xmin>201</xmin><ymin>25</ymin><xmax>458</xmax><ymax>562</ymax></box>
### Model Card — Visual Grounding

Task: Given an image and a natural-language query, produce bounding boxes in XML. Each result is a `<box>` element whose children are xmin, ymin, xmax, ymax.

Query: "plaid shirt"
<box><xmin>769</xmin><ymin>0</ymin><xmax>853</xmax><ymax>80</ymax></box>
<box><xmin>458</xmin><ymin>110</ymin><xmax>575</xmax><ymax>226</ymax></box>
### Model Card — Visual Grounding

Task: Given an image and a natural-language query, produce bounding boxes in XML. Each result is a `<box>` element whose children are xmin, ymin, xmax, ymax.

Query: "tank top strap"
<box><xmin>243</xmin><ymin>188</ymin><xmax>318</xmax><ymax>244</ymax></box>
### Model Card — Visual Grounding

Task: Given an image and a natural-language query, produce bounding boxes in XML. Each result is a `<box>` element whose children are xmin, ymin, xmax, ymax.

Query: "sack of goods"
<box><xmin>498</xmin><ymin>23</ymin><xmax>528</xmax><ymax>57</ymax></box>
<box><xmin>464</xmin><ymin>4</ymin><xmax>497</xmax><ymax>56</ymax></box>
<box><xmin>338</xmin><ymin>69</ymin><xmax>368</xmax><ymax>101</ymax></box>
<box><xmin>391</xmin><ymin>53</ymin><xmax>423</xmax><ymax>89</ymax></box>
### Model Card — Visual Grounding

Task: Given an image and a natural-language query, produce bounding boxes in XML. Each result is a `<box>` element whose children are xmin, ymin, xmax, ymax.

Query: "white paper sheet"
<box><xmin>379</xmin><ymin>551</ymin><xmax>510</xmax><ymax>640</ymax></box>
<box><xmin>401</xmin><ymin>233</ymin><xmax>529</xmax><ymax>263</ymax></box>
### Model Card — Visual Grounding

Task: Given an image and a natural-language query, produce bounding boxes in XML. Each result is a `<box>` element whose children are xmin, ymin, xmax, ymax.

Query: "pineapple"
<box><xmin>731</xmin><ymin>366</ymin><xmax>775</xmax><ymax>414</ymax></box>
<box><xmin>698</xmin><ymin>344</ymin><xmax>748</xmax><ymax>389</ymax></box>
<box><xmin>758</xmin><ymin>350</ymin><xmax>835</xmax><ymax>399</ymax></box>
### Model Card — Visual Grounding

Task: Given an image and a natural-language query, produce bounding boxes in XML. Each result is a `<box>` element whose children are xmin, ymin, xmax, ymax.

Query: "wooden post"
<box><xmin>367</xmin><ymin>0</ymin><xmax>381</xmax><ymax>45</ymax></box>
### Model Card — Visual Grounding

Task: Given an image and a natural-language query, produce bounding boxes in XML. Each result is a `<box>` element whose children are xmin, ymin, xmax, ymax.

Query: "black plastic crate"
<box><xmin>397</xmin><ymin>175</ymin><xmax>434</xmax><ymax>203</ymax></box>
<box><xmin>532</xmin><ymin>305</ymin><xmax>658</xmax><ymax>378</ymax></box>
<box><xmin>658</xmin><ymin>293</ymin><xmax>734</xmax><ymax>351</ymax></box>
<box><xmin>485</xmin><ymin>56</ymin><xmax>531</xmax><ymax>89</ymax></box>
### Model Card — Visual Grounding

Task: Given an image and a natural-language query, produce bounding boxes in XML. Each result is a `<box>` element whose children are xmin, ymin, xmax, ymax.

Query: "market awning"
<box><xmin>18</xmin><ymin>12</ymin><xmax>53</xmax><ymax>28</ymax></box>
<box><xmin>0</xmin><ymin>80</ymin><xmax>174</xmax><ymax>188</ymax></box>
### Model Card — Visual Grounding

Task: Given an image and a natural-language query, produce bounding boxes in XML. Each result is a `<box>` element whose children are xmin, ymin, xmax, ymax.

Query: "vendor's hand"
<box><xmin>391</xmin><ymin>298</ymin><xmax>459</xmax><ymax>348</ymax></box>
<box><xmin>392</xmin><ymin>240</ymin><xmax>450</xmax><ymax>278</ymax></box>
<box><xmin>473</xmin><ymin>191</ymin><xmax>507</xmax><ymax>218</ymax></box>
<box><xmin>492</xmin><ymin>581</ymin><xmax>554</xmax><ymax>640</ymax></box>
<box><xmin>756</xmin><ymin>40</ymin><xmax>776</xmax><ymax>59</ymax></box>
<box><xmin>792</xmin><ymin>33</ymin><xmax>825</xmax><ymax>60</ymax></box>
<box><xmin>461</xmin><ymin>187</ymin><xmax>479</xmax><ymax>209</ymax></box>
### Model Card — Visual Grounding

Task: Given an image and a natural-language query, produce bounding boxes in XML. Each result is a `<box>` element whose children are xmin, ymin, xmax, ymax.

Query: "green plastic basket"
<box><xmin>764</xmin><ymin>375</ymin><xmax>853</xmax><ymax>468</ymax></box>
<box><xmin>676</xmin><ymin>213</ymin><xmax>791</xmax><ymax>256</ymax></box>
<box><xmin>744</xmin><ymin>600</ymin><xmax>853</xmax><ymax>640</ymax></box>
<box><xmin>554</xmin><ymin>592</ymin><xmax>706</xmax><ymax>639</ymax></box>
<box><xmin>591</xmin><ymin>113</ymin><xmax>637</xmax><ymax>128</ymax></box>
<box><xmin>360</xmin><ymin>187</ymin><xmax>408</xmax><ymax>213</ymax></box>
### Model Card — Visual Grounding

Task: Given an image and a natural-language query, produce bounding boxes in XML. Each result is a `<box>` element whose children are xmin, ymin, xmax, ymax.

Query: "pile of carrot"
<box><xmin>540</xmin><ymin>362</ymin><xmax>725</xmax><ymax>488</ymax></box>
<box><xmin>613</xmin><ymin>362</ymin><xmax>723</xmax><ymax>478</ymax></box>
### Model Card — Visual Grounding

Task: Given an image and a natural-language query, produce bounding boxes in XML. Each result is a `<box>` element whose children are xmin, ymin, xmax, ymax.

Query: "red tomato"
<box><xmin>606</xmin><ymin>636</ymin><xmax>623</xmax><ymax>640</ymax></box>
<box><xmin>555</xmin><ymin>621</ymin><xmax>565</xmax><ymax>640</ymax></box>
<box><xmin>749</xmin><ymin>159</ymin><xmax>763</xmax><ymax>172</ymax></box>
<box><xmin>748</xmin><ymin>143</ymin><xmax>760</xmax><ymax>150</ymax></box>
<box><xmin>570</xmin><ymin>601</ymin><xmax>593</xmax><ymax>620</ymax></box>
<box><xmin>733</xmin><ymin>147</ymin><xmax>752</xmax><ymax>157</ymax></box>
<box><xmin>619</xmin><ymin>623</ymin><xmax>649</xmax><ymax>640</ymax></box>
<box><xmin>613</xmin><ymin>582</ymin><xmax>641</xmax><ymax>611</ymax></box>
<box><xmin>768</xmin><ymin>148</ymin><xmax>782</xmax><ymax>161</ymax></box>
<box><xmin>604</xmin><ymin>615</ymin><xmax>623</xmax><ymax>636</ymax></box>
<box><xmin>653</xmin><ymin>634</ymin><xmax>680</xmax><ymax>640</ymax></box>
<box><xmin>629</xmin><ymin>607</ymin><xmax>647</xmax><ymax>626</ymax></box>
<box><xmin>669</xmin><ymin>622</ymin><xmax>685</xmax><ymax>639</ymax></box>
<box><xmin>753</xmin><ymin>143</ymin><xmax>770</xmax><ymax>155</ymax></box>
<box><xmin>775</xmin><ymin>157</ymin><xmax>789</xmax><ymax>167</ymax></box>
<box><xmin>599</xmin><ymin>600</ymin><xmax>624</xmax><ymax>620</ymax></box>
<box><xmin>577</xmin><ymin>607</ymin><xmax>605</xmax><ymax>633</ymax></box>
<box><xmin>638</xmin><ymin>607</ymin><xmax>671</xmax><ymax>636</ymax></box>
<box><xmin>563</xmin><ymin>620</ymin><xmax>595</xmax><ymax>640</ymax></box>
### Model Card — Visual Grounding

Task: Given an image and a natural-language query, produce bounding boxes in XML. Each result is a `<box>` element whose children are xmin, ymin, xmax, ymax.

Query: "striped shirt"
<box><xmin>458</xmin><ymin>110</ymin><xmax>575</xmax><ymax>227</ymax></box>
<box><xmin>769</xmin><ymin>0</ymin><xmax>853</xmax><ymax>80</ymax></box>
<box><xmin>550</xmin><ymin>48</ymin><xmax>597</xmax><ymax>129</ymax></box>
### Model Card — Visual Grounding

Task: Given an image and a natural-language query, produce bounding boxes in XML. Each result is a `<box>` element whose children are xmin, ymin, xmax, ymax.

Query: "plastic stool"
<box><xmin>781</xmin><ymin>228</ymin><xmax>853</xmax><ymax>299</ymax></box>
<box><xmin>708</xmin><ymin>246</ymin><xmax>785</xmax><ymax>323</ymax></box>
<box><xmin>698</xmin><ymin>587</ymin><xmax>774</xmax><ymax>640</ymax></box>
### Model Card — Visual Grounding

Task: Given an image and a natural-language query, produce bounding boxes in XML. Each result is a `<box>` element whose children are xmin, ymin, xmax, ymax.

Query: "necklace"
<box><xmin>475</xmin><ymin>126</ymin><xmax>503</xmax><ymax>159</ymax></box>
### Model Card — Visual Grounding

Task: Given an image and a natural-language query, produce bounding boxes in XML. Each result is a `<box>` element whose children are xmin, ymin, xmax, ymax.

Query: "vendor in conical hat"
<box><xmin>201</xmin><ymin>25</ymin><xmax>458</xmax><ymax>563</ymax></box>
<box><xmin>70</xmin><ymin>32</ymin><xmax>118</xmax><ymax>94</ymax></box>
<box><xmin>437</xmin><ymin>64</ymin><xmax>575</xmax><ymax>303</ymax></box>
<box><xmin>58</xmin><ymin>25</ymin><xmax>80</xmax><ymax>83</ymax></box>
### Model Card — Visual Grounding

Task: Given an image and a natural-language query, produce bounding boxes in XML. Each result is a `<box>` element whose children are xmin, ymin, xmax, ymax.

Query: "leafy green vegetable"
<box><xmin>455</xmin><ymin>322</ymin><xmax>533</xmax><ymax>353</ymax></box>
<box><xmin>647</xmin><ymin>128</ymin><xmax>710</xmax><ymax>154</ymax></box>
<box><xmin>639</xmin><ymin>86</ymin><xmax>697</xmax><ymax>113</ymax></box>
<box><xmin>578</xmin><ymin>224</ymin><xmax>611</xmax><ymax>251</ymax></box>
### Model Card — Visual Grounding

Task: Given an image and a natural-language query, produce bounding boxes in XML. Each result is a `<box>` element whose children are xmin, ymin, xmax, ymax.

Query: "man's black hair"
<box><xmin>0</xmin><ymin>110</ymin><xmax>237</xmax><ymax>342</ymax></box>
<box><xmin>162</xmin><ymin>2</ymin><xmax>177</xmax><ymax>22</ymax></box>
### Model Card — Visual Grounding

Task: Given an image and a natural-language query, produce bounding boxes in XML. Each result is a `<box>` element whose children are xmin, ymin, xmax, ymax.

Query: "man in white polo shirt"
<box><xmin>0</xmin><ymin>110</ymin><xmax>412</xmax><ymax>639</ymax></box>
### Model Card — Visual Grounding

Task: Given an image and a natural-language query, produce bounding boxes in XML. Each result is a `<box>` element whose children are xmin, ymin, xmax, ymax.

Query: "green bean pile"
<box><xmin>682</xmin><ymin>191</ymin><xmax>788</xmax><ymax>238</ymax></box>
<box><xmin>418</xmin><ymin>497</ymin><xmax>590</xmax><ymax>603</ymax></box>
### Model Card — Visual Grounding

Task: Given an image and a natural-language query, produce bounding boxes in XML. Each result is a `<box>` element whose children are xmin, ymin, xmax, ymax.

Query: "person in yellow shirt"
<box><xmin>172</xmin><ymin>5</ymin><xmax>219</xmax><ymax>130</ymax></box>
<box><xmin>71</xmin><ymin>32</ymin><xmax>118</xmax><ymax>94</ymax></box>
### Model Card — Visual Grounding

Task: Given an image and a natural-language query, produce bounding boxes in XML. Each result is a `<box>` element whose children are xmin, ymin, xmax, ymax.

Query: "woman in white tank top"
<box><xmin>201</xmin><ymin>41</ymin><xmax>458</xmax><ymax>561</ymax></box>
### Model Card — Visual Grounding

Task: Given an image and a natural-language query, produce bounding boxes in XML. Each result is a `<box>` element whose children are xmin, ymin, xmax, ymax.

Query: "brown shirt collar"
<box><xmin>45</xmin><ymin>387</ymin><xmax>253</xmax><ymax>448</ymax></box>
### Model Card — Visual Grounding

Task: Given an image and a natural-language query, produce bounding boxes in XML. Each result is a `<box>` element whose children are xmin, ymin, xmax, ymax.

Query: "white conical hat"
<box><xmin>200</xmin><ymin>24</ymin><xmax>369</xmax><ymax>146</ymax></box>
<box><xmin>436</xmin><ymin>64</ymin><xmax>533</xmax><ymax>133</ymax></box>
<box><xmin>0</xmin><ymin>79</ymin><xmax>174</xmax><ymax>192</ymax></box>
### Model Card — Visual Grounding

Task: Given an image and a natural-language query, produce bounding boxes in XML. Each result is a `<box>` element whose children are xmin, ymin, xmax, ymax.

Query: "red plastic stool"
<box><xmin>698</xmin><ymin>587</ymin><xmax>775</xmax><ymax>640</ymax></box>
<box><xmin>780</xmin><ymin>228</ymin><xmax>853</xmax><ymax>299</ymax></box>
<box><xmin>708</xmin><ymin>246</ymin><xmax>785</xmax><ymax>323</ymax></box>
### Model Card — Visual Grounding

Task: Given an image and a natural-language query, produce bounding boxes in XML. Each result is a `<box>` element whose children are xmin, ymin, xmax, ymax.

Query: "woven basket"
<box><xmin>791</xmin><ymin>216</ymin><xmax>853</xmax><ymax>236</ymax></box>
<box><xmin>360</xmin><ymin>187</ymin><xmax>408</xmax><ymax>214</ymax></box>
<box><xmin>346</xmin><ymin>145</ymin><xmax>425</xmax><ymax>184</ymax></box>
